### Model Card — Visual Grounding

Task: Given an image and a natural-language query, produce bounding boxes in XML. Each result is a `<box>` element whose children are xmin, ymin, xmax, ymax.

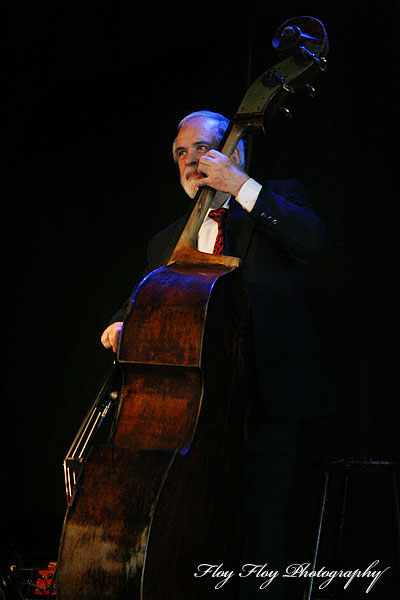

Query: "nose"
<box><xmin>185</xmin><ymin>147</ymin><xmax>199</xmax><ymax>167</ymax></box>
<box><xmin>180</xmin><ymin>150</ymin><xmax>198</xmax><ymax>179</ymax></box>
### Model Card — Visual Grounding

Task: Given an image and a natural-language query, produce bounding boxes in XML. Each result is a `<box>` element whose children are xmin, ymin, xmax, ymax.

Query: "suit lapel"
<box><xmin>225</xmin><ymin>200</ymin><xmax>256</xmax><ymax>262</ymax></box>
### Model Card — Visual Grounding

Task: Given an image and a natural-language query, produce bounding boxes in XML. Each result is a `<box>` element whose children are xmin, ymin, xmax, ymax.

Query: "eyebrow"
<box><xmin>174</xmin><ymin>140</ymin><xmax>212</xmax><ymax>159</ymax></box>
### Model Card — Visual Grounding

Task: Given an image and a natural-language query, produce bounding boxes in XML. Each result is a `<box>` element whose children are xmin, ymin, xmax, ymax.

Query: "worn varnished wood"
<box><xmin>57</xmin><ymin>447</ymin><xmax>175</xmax><ymax>599</ymax></box>
<box><xmin>57</xmin><ymin>264</ymin><xmax>253</xmax><ymax>599</ymax></box>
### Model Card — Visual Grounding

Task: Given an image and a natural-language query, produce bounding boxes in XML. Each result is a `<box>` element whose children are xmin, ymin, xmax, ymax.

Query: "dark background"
<box><xmin>2</xmin><ymin>1</ymin><xmax>398</xmax><ymax>597</ymax></box>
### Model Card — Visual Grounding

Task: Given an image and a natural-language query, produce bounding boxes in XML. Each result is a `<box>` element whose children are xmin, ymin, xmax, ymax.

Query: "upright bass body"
<box><xmin>57</xmin><ymin>262</ymin><xmax>253</xmax><ymax>599</ymax></box>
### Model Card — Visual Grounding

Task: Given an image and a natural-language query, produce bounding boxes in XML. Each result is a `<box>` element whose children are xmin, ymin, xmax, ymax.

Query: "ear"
<box><xmin>230</xmin><ymin>147</ymin><xmax>241</xmax><ymax>165</ymax></box>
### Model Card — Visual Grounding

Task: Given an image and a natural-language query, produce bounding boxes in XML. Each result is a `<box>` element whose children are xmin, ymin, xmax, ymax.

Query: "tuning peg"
<box><xmin>296</xmin><ymin>46</ymin><xmax>327</xmax><ymax>71</ymax></box>
<box><xmin>282</xmin><ymin>82</ymin><xmax>295</xmax><ymax>94</ymax></box>
<box><xmin>306</xmin><ymin>84</ymin><xmax>316</xmax><ymax>98</ymax></box>
<box><xmin>280</xmin><ymin>107</ymin><xmax>292</xmax><ymax>118</ymax></box>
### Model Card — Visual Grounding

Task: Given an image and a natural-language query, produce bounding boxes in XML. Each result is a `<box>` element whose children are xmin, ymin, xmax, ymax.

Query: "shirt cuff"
<box><xmin>236</xmin><ymin>178</ymin><xmax>262</xmax><ymax>212</ymax></box>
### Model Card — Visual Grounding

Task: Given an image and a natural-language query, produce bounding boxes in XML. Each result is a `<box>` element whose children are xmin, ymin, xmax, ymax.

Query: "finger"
<box><xmin>101</xmin><ymin>331</ymin><xmax>111</xmax><ymax>349</ymax></box>
<box><xmin>198</xmin><ymin>157</ymin><xmax>211</xmax><ymax>172</ymax></box>
<box><xmin>199</xmin><ymin>152</ymin><xmax>220</xmax><ymax>166</ymax></box>
<box><xmin>111</xmin><ymin>337</ymin><xmax>118</xmax><ymax>353</ymax></box>
<box><xmin>197</xmin><ymin>176</ymin><xmax>211</xmax><ymax>187</ymax></box>
<box><xmin>110</xmin><ymin>328</ymin><xmax>122</xmax><ymax>353</ymax></box>
<box><xmin>205</xmin><ymin>149</ymin><xmax>220</xmax><ymax>159</ymax></box>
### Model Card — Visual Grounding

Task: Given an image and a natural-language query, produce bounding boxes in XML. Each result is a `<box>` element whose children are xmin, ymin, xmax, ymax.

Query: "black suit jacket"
<box><xmin>112</xmin><ymin>179</ymin><xmax>337</xmax><ymax>421</ymax></box>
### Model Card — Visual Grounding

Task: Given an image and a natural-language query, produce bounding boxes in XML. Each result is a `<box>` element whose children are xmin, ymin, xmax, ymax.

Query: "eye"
<box><xmin>197</xmin><ymin>144</ymin><xmax>209</xmax><ymax>154</ymax></box>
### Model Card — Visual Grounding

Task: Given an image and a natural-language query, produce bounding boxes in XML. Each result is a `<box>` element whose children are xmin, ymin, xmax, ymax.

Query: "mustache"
<box><xmin>184</xmin><ymin>166</ymin><xmax>205</xmax><ymax>179</ymax></box>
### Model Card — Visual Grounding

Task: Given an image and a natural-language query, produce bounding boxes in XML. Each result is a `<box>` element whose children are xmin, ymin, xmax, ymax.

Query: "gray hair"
<box><xmin>172</xmin><ymin>110</ymin><xmax>246</xmax><ymax>168</ymax></box>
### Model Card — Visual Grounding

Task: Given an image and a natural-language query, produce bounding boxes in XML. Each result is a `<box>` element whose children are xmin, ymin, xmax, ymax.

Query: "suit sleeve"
<box><xmin>107</xmin><ymin>237</ymin><xmax>158</xmax><ymax>324</ymax></box>
<box><xmin>249</xmin><ymin>179</ymin><xmax>326</xmax><ymax>263</ymax></box>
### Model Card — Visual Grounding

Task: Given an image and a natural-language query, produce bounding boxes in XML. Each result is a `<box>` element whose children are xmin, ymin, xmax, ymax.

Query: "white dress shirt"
<box><xmin>197</xmin><ymin>178</ymin><xmax>262</xmax><ymax>253</ymax></box>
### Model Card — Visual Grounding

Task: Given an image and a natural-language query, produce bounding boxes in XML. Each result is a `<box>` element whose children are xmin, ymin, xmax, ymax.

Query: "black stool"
<box><xmin>305</xmin><ymin>457</ymin><xmax>400</xmax><ymax>599</ymax></box>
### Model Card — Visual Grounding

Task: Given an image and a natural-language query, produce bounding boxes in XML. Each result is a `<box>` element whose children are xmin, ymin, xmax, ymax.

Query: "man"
<box><xmin>101</xmin><ymin>110</ymin><xmax>336</xmax><ymax>598</ymax></box>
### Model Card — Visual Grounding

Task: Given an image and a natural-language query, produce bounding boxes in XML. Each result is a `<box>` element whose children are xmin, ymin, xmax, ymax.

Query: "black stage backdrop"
<box><xmin>2</xmin><ymin>1</ymin><xmax>399</xmax><ymax>598</ymax></box>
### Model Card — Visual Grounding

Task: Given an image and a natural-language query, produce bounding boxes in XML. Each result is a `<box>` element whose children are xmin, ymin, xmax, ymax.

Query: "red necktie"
<box><xmin>208</xmin><ymin>208</ymin><xmax>228</xmax><ymax>255</ymax></box>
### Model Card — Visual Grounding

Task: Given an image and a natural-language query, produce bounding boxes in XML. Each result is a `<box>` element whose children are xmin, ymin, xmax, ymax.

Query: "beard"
<box><xmin>180</xmin><ymin>170</ymin><xmax>204</xmax><ymax>199</ymax></box>
<box><xmin>180</xmin><ymin>169</ymin><xmax>229</xmax><ymax>208</ymax></box>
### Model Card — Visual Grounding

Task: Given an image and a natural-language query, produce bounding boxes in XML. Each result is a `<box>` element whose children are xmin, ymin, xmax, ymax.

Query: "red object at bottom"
<box><xmin>33</xmin><ymin>563</ymin><xmax>56</xmax><ymax>596</ymax></box>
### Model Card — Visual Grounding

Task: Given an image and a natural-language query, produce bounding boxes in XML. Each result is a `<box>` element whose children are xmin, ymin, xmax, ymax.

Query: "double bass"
<box><xmin>57</xmin><ymin>16</ymin><xmax>329</xmax><ymax>599</ymax></box>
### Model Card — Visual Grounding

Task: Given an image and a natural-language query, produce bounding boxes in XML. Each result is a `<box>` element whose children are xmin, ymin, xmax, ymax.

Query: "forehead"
<box><xmin>176</xmin><ymin>117</ymin><xmax>221</xmax><ymax>145</ymax></box>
